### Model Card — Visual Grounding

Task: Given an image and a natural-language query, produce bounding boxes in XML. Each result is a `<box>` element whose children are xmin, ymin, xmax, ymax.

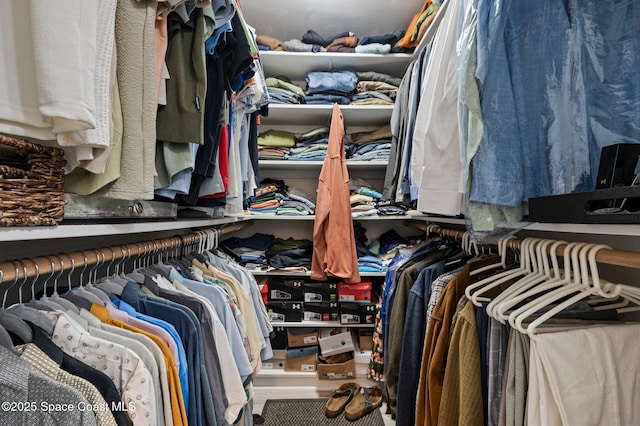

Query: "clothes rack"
<box><xmin>0</xmin><ymin>221</ymin><xmax>253</xmax><ymax>284</ymax></box>
<box><xmin>405</xmin><ymin>220</ymin><xmax>640</xmax><ymax>269</ymax></box>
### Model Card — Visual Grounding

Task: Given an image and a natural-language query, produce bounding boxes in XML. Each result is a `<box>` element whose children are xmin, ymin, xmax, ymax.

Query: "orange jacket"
<box><xmin>311</xmin><ymin>104</ymin><xmax>360</xmax><ymax>283</ymax></box>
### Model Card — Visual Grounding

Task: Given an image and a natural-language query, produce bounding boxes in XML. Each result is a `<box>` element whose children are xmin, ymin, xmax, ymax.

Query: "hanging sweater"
<box><xmin>311</xmin><ymin>103</ymin><xmax>361</xmax><ymax>283</ymax></box>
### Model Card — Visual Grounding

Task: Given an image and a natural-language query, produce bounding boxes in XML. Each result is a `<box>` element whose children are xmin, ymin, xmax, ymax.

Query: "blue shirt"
<box><xmin>112</xmin><ymin>297</ymin><xmax>190</xmax><ymax>411</ymax></box>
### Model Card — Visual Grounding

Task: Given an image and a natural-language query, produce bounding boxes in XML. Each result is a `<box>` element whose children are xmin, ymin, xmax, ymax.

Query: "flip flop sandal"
<box><xmin>325</xmin><ymin>382</ymin><xmax>359</xmax><ymax>418</ymax></box>
<box><xmin>344</xmin><ymin>385</ymin><xmax>383</xmax><ymax>422</ymax></box>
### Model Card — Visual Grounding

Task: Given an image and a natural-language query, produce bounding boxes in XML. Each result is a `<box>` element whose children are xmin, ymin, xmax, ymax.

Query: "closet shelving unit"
<box><xmin>240</xmin><ymin>0</ymin><xmax>429</xmax><ymax>392</ymax></box>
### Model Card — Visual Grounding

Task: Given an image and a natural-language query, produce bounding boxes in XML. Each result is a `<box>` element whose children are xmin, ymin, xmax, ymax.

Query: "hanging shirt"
<box><xmin>49</xmin><ymin>311</ymin><xmax>157</xmax><ymax>426</ymax></box>
<box><xmin>311</xmin><ymin>103</ymin><xmax>361</xmax><ymax>283</ymax></box>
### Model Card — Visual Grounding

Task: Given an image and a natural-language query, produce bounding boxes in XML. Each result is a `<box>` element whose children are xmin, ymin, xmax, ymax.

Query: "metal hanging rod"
<box><xmin>0</xmin><ymin>221</ymin><xmax>253</xmax><ymax>284</ymax></box>
<box><xmin>405</xmin><ymin>220</ymin><xmax>640</xmax><ymax>269</ymax></box>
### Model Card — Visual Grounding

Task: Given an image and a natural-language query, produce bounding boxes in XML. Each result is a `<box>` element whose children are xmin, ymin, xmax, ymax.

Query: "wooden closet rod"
<box><xmin>0</xmin><ymin>221</ymin><xmax>252</xmax><ymax>284</ymax></box>
<box><xmin>405</xmin><ymin>220</ymin><xmax>640</xmax><ymax>269</ymax></box>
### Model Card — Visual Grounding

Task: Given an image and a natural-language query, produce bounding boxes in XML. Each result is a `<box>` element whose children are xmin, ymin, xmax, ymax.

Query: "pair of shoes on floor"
<box><xmin>325</xmin><ymin>382</ymin><xmax>383</xmax><ymax>421</ymax></box>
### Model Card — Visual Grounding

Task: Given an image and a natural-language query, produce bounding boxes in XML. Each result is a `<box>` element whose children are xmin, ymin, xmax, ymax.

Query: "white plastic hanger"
<box><xmin>521</xmin><ymin>243</ymin><xmax>630</xmax><ymax>337</ymax></box>
<box><xmin>509</xmin><ymin>242</ymin><xmax>592</xmax><ymax>331</ymax></box>
<box><xmin>487</xmin><ymin>239</ymin><xmax>558</xmax><ymax>321</ymax></box>
<box><xmin>496</xmin><ymin>239</ymin><xmax>569</xmax><ymax>324</ymax></box>
<box><xmin>468</xmin><ymin>237</ymin><xmax>538</xmax><ymax>306</ymax></box>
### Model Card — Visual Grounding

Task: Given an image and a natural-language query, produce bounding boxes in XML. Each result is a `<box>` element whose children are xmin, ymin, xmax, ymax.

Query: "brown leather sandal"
<box><xmin>325</xmin><ymin>382</ymin><xmax>359</xmax><ymax>418</ymax></box>
<box><xmin>344</xmin><ymin>385</ymin><xmax>383</xmax><ymax>421</ymax></box>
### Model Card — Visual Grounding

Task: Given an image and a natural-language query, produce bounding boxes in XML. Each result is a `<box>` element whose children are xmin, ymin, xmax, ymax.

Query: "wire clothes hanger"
<box><xmin>6</xmin><ymin>260</ymin><xmax>55</xmax><ymax>335</ymax></box>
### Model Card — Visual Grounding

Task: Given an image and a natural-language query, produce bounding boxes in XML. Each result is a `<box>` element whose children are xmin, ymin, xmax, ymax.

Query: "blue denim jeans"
<box><xmin>305</xmin><ymin>69</ymin><xmax>358</xmax><ymax>95</ymax></box>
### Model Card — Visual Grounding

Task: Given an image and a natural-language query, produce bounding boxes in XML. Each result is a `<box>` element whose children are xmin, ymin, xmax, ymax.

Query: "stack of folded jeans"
<box><xmin>355</xmin><ymin>30</ymin><xmax>405</xmax><ymax>54</ymax></box>
<box><xmin>284</xmin><ymin>125</ymin><xmax>331</xmax><ymax>161</ymax></box>
<box><xmin>266</xmin><ymin>77</ymin><xmax>306</xmax><ymax>104</ymax></box>
<box><xmin>304</xmin><ymin>69</ymin><xmax>358</xmax><ymax>105</ymax></box>
<box><xmin>347</xmin><ymin>125</ymin><xmax>393</xmax><ymax>161</ymax></box>
<box><xmin>220</xmin><ymin>233</ymin><xmax>275</xmax><ymax>269</ymax></box>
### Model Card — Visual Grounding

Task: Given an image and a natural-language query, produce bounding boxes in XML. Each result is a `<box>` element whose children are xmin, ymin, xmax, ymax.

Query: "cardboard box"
<box><xmin>268</xmin><ymin>278</ymin><xmax>304</xmax><ymax>301</ymax></box>
<box><xmin>286</xmin><ymin>345</ymin><xmax>319</xmax><ymax>358</ymax></box>
<box><xmin>267</xmin><ymin>301</ymin><xmax>303</xmax><ymax>322</ymax></box>
<box><xmin>340</xmin><ymin>302</ymin><xmax>377</xmax><ymax>325</ymax></box>
<box><xmin>262</xmin><ymin>355</ymin><xmax>285</xmax><ymax>370</ymax></box>
<box><xmin>303</xmin><ymin>282</ymin><xmax>338</xmax><ymax>302</ymax></box>
<box><xmin>358</xmin><ymin>329</ymin><xmax>374</xmax><ymax>351</ymax></box>
<box><xmin>317</xmin><ymin>358</ymin><xmax>356</xmax><ymax>380</ymax></box>
<box><xmin>319</xmin><ymin>330</ymin><xmax>355</xmax><ymax>356</ymax></box>
<box><xmin>354</xmin><ymin>349</ymin><xmax>371</xmax><ymax>376</ymax></box>
<box><xmin>303</xmin><ymin>302</ymin><xmax>339</xmax><ymax>322</ymax></box>
<box><xmin>270</xmin><ymin>326</ymin><xmax>287</xmax><ymax>350</ymax></box>
<box><xmin>287</xmin><ymin>328</ymin><xmax>319</xmax><ymax>348</ymax></box>
<box><xmin>284</xmin><ymin>353</ymin><xmax>317</xmax><ymax>372</ymax></box>
<box><xmin>338</xmin><ymin>280</ymin><xmax>372</xmax><ymax>302</ymax></box>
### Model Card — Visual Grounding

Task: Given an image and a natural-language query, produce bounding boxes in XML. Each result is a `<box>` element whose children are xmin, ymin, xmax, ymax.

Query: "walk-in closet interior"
<box><xmin>1</xmin><ymin>0</ymin><xmax>639</xmax><ymax>425</ymax></box>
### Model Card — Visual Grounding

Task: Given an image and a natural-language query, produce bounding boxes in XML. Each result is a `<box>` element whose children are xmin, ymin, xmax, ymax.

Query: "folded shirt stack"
<box><xmin>350</xmin><ymin>185</ymin><xmax>383</xmax><ymax>218</ymax></box>
<box><xmin>220</xmin><ymin>232</ymin><xmax>275</xmax><ymax>269</ymax></box>
<box><xmin>347</xmin><ymin>124</ymin><xmax>393</xmax><ymax>161</ymax></box>
<box><xmin>351</xmin><ymin>72</ymin><xmax>400</xmax><ymax>106</ymax></box>
<box><xmin>358</xmin><ymin>255</ymin><xmax>386</xmax><ymax>273</ymax></box>
<box><xmin>258</xmin><ymin>129</ymin><xmax>296</xmax><ymax>160</ymax></box>
<box><xmin>265</xmin><ymin>77</ymin><xmax>306</xmax><ymax>104</ymax></box>
<box><xmin>276</xmin><ymin>191</ymin><xmax>316</xmax><ymax>216</ymax></box>
<box><xmin>247</xmin><ymin>179</ymin><xmax>288</xmax><ymax>215</ymax></box>
<box><xmin>266</xmin><ymin>237</ymin><xmax>313</xmax><ymax>271</ymax></box>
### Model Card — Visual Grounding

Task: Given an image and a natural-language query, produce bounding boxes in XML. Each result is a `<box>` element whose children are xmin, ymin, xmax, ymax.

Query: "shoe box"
<box><xmin>338</xmin><ymin>280</ymin><xmax>372</xmax><ymax>302</ymax></box>
<box><xmin>284</xmin><ymin>346</ymin><xmax>318</xmax><ymax>372</ymax></box>
<box><xmin>303</xmin><ymin>301</ymin><xmax>339</xmax><ymax>322</ymax></box>
<box><xmin>267</xmin><ymin>301</ymin><xmax>304</xmax><ymax>322</ymax></box>
<box><xmin>262</xmin><ymin>349</ymin><xmax>286</xmax><ymax>370</ymax></box>
<box><xmin>357</xmin><ymin>329</ymin><xmax>374</xmax><ymax>351</ymax></box>
<box><xmin>267</xmin><ymin>278</ymin><xmax>305</xmax><ymax>301</ymax></box>
<box><xmin>339</xmin><ymin>302</ymin><xmax>377</xmax><ymax>325</ymax></box>
<box><xmin>317</xmin><ymin>351</ymin><xmax>356</xmax><ymax>380</ymax></box>
<box><xmin>318</xmin><ymin>328</ymin><xmax>355</xmax><ymax>357</ymax></box>
<box><xmin>270</xmin><ymin>326</ymin><xmax>288</xmax><ymax>349</ymax></box>
<box><xmin>303</xmin><ymin>282</ymin><xmax>338</xmax><ymax>302</ymax></box>
<box><xmin>286</xmin><ymin>328</ymin><xmax>319</xmax><ymax>348</ymax></box>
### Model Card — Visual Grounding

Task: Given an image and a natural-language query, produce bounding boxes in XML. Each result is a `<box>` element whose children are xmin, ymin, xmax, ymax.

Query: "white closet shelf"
<box><xmin>259</xmin><ymin>160</ymin><xmax>388</xmax><ymax>169</ymax></box>
<box><xmin>270</xmin><ymin>320</ymin><xmax>375</xmax><ymax>328</ymax></box>
<box><xmin>0</xmin><ymin>217</ymin><xmax>245</xmax><ymax>242</ymax></box>
<box><xmin>259</xmin><ymin>50</ymin><xmax>412</xmax><ymax>79</ymax></box>
<box><xmin>250</xmin><ymin>270</ymin><xmax>387</xmax><ymax>277</ymax></box>
<box><xmin>248</xmin><ymin>214</ymin><xmax>434</xmax><ymax>221</ymax></box>
<box><xmin>261</xmin><ymin>104</ymin><xmax>394</xmax><ymax>127</ymax></box>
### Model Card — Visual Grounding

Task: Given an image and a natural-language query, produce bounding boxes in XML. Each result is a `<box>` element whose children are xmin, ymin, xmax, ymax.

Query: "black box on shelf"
<box><xmin>339</xmin><ymin>302</ymin><xmax>377</xmax><ymax>325</ymax></box>
<box><xmin>268</xmin><ymin>278</ymin><xmax>305</xmax><ymax>301</ymax></box>
<box><xmin>303</xmin><ymin>302</ymin><xmax>339</xmax><ymax>322</ymax></box>
<box><xmin>270</xmin><ymin>326</ymin><xmax>287</xmax><ymax>350</ymax></box>
<box><xmin>303</xmin><ymin>282</ymin><xmax>338</xmax><ymax>302</ymax></box>
<box><xmin>267</xmin><ymin>301</ymin><xmax>304</xmax><ymax>322</ymax></box>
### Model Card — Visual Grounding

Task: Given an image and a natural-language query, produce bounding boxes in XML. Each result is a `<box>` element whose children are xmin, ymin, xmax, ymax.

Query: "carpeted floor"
<box><xmin>260</xmin><ymin>398</ymin><xmax>385</xmax><ymax>426</ymax></box>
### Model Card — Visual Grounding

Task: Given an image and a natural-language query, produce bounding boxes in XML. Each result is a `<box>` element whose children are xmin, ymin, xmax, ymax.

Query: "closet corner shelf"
<box><xmin>270</xmin><ymin>320</ymin><xmax>375</xmax><ymax>328</ymax></box>
<box><xmin>249</xmin><ymin>270</ymin><xmax>387</xmax><ymax>277</ymax></box>
<box><xmin>258</xmin><ymin>159</ymin><xmax>389</xmax><ymax>170</ymax></box>
<box><xmin>248</xmin><ymin>214</ymin><xmax>432</xmax><ymax>222</ymax></box>
<box><xmin>0</xmin><ymin>216</ymin><xmax>247</xmax><ymax>242</ymax></box>
<box><xmin>261</xmin><ymin>104</ymin><xmax>394</xmax><ymax>127</ymax></box>
<box><xmin>258</xmin><ymin>50</ymin><xmax>413</xmax><ymax>79</ymax></box>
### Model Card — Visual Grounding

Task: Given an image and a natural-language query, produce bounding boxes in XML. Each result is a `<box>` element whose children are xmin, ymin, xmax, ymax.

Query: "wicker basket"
<box><xmin>0</xmin><ymin>134</ymin><xmax>66</xmax><ymax>226</ymax></box>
